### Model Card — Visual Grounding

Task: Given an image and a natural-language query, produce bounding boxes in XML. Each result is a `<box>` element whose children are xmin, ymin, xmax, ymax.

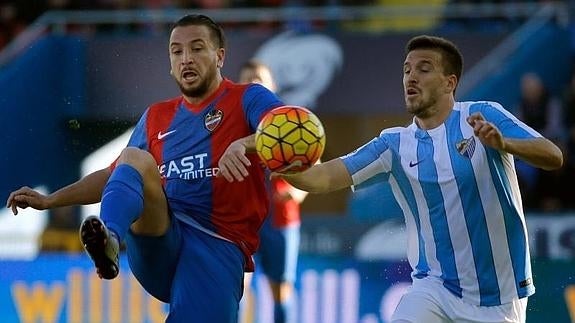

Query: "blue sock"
<box><xmin>100</xmin><ymin>164</ymin><xmax>144</xmax><ymax>241</ymax></box>
<box><xmin>274</xmin><ymin>301</ymin><xmax>288</xmax><ymax>323</ymax></box>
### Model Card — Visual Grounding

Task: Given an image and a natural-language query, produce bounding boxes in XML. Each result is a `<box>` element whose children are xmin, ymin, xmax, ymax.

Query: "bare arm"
<box><xmin>275</xmin><ymin>158</ymin><xmax>353</xmax><ymax>194</ymax></box>
<box><xmin>502</xmin><ymin>137</ymin><xmax>563</xmax><ymax>170</ymax></box>
<box><xmin>467</xmin><ymin>113</ymin><xmax>563</xmax><ymax>170</ymax></box>
<box><xmin>6</xmin><ymin>168</ymin><xmax>111</xmax><ymax>215</ymax></box>
<box><xmin>238</xmin><ymin>133</ymin><xmax>257</xmax><ymax>153</ymax></box>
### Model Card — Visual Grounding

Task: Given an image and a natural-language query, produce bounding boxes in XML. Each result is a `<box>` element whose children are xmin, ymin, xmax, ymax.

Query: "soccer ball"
<box><xmin>255</xmin><ymin>105</ymin><xmax>326</xmax><ymax>173</ymax></box>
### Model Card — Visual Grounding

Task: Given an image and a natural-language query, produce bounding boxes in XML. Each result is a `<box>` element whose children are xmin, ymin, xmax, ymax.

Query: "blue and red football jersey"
<box><xmin>117</xmin><ymin>79</ymin><xmax>283</xmax><ymax>271</ymax></box>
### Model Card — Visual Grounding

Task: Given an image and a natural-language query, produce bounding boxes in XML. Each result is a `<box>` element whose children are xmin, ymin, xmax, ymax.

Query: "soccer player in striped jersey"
<box><xmin>238</xmin><ymin>60</ymin><xmax>308</xmax><ymax>323</ymax></box>
<box><xmin>7</xmin><ymin>14</ymin><xmax>283</xmax><ymax>322</ymax></box>
<box><xmin>271</xmin><ymin>35</ymin><xmax>563</xmax><ymax>322</ymax></box>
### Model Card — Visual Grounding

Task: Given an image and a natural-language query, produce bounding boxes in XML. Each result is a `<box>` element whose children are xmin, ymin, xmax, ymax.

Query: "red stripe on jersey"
<box><xmin>207</xmin><ymin>83</ymin><xmax>269</xmax><ymax>272</ymax></box>
<box><xmin>107</xmin><ymin>99</ymin><xmax>176</xmax><ymax>173</ymax></box>
<box><xmin>146</xmin><ymin>97</ymin><xmax>180</xmax><ymax>186</ymax></box>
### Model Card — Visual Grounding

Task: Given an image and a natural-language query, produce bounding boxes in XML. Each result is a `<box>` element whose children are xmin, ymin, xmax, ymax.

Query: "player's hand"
<box><xmin>467</xmin><ymin>112</ymin><xmax>505</xmax><ymax>150</ymax></box>
<box><xmin>217</xmin><ymin>139</ymin><xmax>252</xmax><ymax>182</ymax></box>
<box><xmin>6</xmin><ymin>186</ymin><xmax>50</xmax><ymax>215</ymax></box>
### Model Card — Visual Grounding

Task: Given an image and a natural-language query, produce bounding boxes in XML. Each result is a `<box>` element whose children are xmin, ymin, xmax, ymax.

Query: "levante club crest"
<box><xmin>204</xmin><ymin>109</ymin><xmax>223</xmax><ymax>132</ymax></box>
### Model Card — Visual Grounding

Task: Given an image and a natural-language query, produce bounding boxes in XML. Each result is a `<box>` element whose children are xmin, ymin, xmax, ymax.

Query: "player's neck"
<box><xmin>415</xmin><ymin>96</ymin><xmax>455</xmax><ymax>130</ymax></box>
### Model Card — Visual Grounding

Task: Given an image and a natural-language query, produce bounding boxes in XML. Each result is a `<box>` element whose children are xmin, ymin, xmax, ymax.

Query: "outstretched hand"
<box><xmin>467</xmin><ymin>112</ymin><xmax>505</xmax><ymax>150</ymax></box>
<box><xmin>217</xmin><ymin>140</ymin><xmax>252</xmax><ymax>182</ymax></box>
<box><xmin>6</xmin><ymin>186</ymin><xmax>50</xmax><ymax>215</ymax></box>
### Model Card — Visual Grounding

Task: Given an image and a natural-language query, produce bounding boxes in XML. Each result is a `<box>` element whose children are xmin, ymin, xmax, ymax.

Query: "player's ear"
<box><xmin>446</xmin><ymin>75</ymin><xmax>457</xmax><ymax>94</ymax></box>
<box><xmin>217</xmin><ymin>48</ymin><xmax>225</xmax><ymax>68</ymax></box>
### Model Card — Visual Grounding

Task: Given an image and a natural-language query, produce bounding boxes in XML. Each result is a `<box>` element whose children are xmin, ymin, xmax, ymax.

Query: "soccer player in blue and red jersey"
<box><xmin>7</xmin><ymin>14</ymin><xmax>283</xmax><ymax>322</ymax></box>
<box><xmin>238</xmin><ymin>60</ymin><xmax>308</xmax><ymax>323</ymax></box>
<box><xmin>271</xmin><ymin>35</ymin><xmax>564</xmax><ymax>323</ymax></box>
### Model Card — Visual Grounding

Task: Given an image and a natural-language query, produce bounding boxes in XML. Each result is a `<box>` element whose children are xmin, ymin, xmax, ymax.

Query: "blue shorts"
<box><xmin>125</xmin><ymin>215</ymin><xmax>245</xmax><ymax>322</ymax></box>
<box><xmin>254</xmin><ymin>215</ymin><xmax>300</xmax><ymax>283</ymax></box>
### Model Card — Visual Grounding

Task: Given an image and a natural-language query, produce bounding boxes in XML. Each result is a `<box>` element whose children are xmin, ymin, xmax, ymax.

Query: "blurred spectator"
<box><xmin>553</xmin><ymin>69</ymin><xmax>575</xmax><ymax>212</ymax></box>
<box><xmin>532</xmin><ymin>138</ymin><xmax>574</xmax><ymax>212</ymax></box>
<box><xmin>0</xmin><ymin>0</ymin><xmax>92</xmax><ymax>50</ymax></box>
<box><xmin>0</xmin><ymin>2</ymin><xmax>27</xmax><ymax>50</ymax></box>
<box><xmin>562</xmin><ymin>70</ymin><xmax>575</xmax><ymax>167</ymax></box>
<box><xmin>1</xmin><ymin>0</ymin><xmax>336</xmax><ymax>45</ymax></box>
<box><xmin>514</xmin><ymin>72</ymin><xmax>565</xmax><ymax>211</ymax></box>
<box><xmin>515</xmin><ymin>72</ymin><xmax>564</xmax><ymax>141</ymax></box>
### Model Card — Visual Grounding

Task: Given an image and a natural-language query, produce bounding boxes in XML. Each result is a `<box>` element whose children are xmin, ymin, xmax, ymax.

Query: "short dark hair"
<box><xmin>172</xmin><ymin>14</ymin><xmax>226</xmax><ymax>49</ymax></box>
<box><xmin>406</xmin><ymin>35</ymin><xmax>463</xmax><ymax>82</ymax></box>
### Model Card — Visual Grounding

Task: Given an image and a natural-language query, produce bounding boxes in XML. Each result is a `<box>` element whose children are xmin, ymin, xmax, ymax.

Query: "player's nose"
<box><xmin>182</xmin><ymin>49</ymin><xmax>194</xmax><ymax>65</ymax></box>
<box><xmin>405</xmin><ymin>71</ymin><xmax>418</xmax><ymax>83</ymax></box>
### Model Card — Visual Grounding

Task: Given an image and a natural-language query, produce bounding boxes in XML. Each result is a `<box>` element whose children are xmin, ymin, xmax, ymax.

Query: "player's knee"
<box><xmin>117</xmin><ymin>148</ymin><xmax>157</xmax><ymax>175</ymax></box>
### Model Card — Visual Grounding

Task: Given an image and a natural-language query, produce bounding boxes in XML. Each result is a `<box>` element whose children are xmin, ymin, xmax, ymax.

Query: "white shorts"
<box><xmin>391</xmin><ymin>277</ymin><xmax>528</xmax><ymax>323</ymax></box>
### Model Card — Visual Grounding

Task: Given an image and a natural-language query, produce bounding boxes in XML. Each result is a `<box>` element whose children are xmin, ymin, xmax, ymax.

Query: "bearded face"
<box><xmin>403</xmin><ymin>49</ymin><xmax>450</xmax><ymax>118</ymax></box>
<box><xmin>169</xmin><ymin>24</ymin><xmax>224</xmax><ymax>102</ymax></box>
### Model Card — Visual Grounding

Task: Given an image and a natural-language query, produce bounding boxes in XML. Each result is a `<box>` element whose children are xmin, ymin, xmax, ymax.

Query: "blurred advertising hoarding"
<box><xmin>0</xmin><ymin>215</ymin><xmax>573</xmax><ymax>322</ymax></box>
<box><xmin>0</xmin><ymin>254</ymin><xmax>573</xmax><ymax>322</ymax></box>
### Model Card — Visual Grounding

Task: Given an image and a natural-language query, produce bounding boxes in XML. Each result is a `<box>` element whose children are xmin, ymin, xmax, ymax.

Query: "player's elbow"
<box><xmin>542</xmin><ymin>148</ymin><xmax>564</xmax><ymax>170</ymax></box>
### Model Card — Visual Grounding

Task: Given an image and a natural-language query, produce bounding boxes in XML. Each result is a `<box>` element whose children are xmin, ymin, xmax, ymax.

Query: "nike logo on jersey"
<box><xmin>157</xmin><ymin>130</ymin><xmax>176</xmax><ymax>140</ymax></box>
<box><xmin>409</xmin><ymin>160</ymin><xmax>423</xmax><ymax>167</ymax></box>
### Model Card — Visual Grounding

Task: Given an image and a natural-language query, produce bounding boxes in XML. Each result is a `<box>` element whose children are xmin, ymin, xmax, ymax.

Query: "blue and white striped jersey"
<box><xmin>341</xmin><ymin>101</ymin><xmax>539</xmax><ymax>306</ymax></box>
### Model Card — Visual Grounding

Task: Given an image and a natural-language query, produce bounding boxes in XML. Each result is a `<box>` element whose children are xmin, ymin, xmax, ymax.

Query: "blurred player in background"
<box><xmin>239</xmin><ymin>60</ymin><xmax>308</xmax><ymax>323</ymax></box>
<box><xmin>270</xmin><ymin>35</ymin><xmax>564</xmax><ymax>323</ymax></box>
<box><xmin>7</xmin><ymin>14</ymin><xmax>283</xmax><ymax>322</ymax></box>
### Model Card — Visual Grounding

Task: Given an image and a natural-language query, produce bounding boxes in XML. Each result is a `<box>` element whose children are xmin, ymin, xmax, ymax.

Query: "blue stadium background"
<box><xmin>0</xmin><ymin>2</ymin><xmax>574</xmax><ymax>322</ymax></box>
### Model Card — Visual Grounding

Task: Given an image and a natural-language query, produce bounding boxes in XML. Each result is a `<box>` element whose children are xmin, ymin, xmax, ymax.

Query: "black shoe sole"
<box><xmin>80</xmin><ymin>216</ymin><xmax>119</xmax><ymax>280</ymax></box>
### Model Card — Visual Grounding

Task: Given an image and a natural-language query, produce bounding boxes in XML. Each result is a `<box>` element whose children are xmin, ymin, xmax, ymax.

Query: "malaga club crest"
<box><xmin>456</xmin><ymin>136</ymin><xmax>476</xmax><ymax>158</ymax></box>
<box><xmin>204</xmin><ymin>109</ymin><xmax>223</xmax><ymax>132</ymax></box>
